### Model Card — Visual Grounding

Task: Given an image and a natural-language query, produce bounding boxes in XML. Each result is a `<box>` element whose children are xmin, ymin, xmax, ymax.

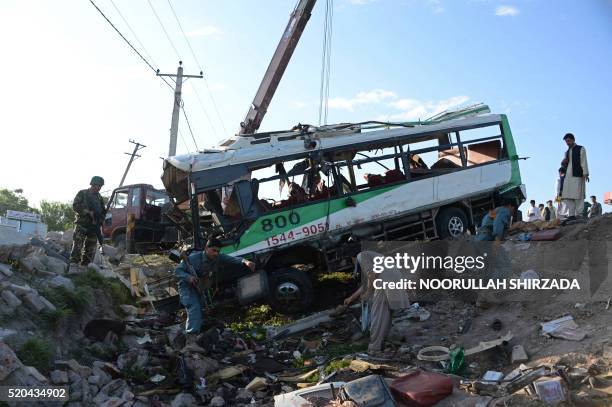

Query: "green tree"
<box><xmin>0</xmin><ymin>188</ymin><xmax>37</xmax><ymax>215</ymax></box>
<box><xmin>40</xmin><ymin>201</ymin><xmax>74</xmax><ymax>232</ymax></box>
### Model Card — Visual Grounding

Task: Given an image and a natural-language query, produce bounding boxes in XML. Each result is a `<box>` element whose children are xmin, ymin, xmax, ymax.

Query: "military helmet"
<box><xmin>90</xmin><ymin>176</ymin><xmax>105</xmax><ymax>186</ymax></box>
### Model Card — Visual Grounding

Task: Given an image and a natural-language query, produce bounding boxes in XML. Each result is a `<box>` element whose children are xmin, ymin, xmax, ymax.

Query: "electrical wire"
<box><xmin>147</xmin><ymin>0</ymin><xmax>182</xmax><ymax>61</ymax></box>
<box><xmin>191</xmin><ymin>82</ymin><xmax>219</xmax><ymax>139</ymax></box>
<box><xmin>203</xmin><ymin>79</ymin><xmax>228</xmax><ymax>136</ymax></box>
<box><xmin>167</xmin><ymin>0</ymin><xmax>201</xmax><ymax>70</ymax></box>
<box><xmin>109</xmin><ymin>0</ymin><xmax>159</xmax><ymax>69</ymax></box>
<box><xmin>166</xmin><ymin>0</ymin><xmax>227</xmax><ymax>137</ymax></box>
<box><xmin>178</xmin><ymin>128</ymin><xmax>190</xmax><ymax>152</ymax></box>
<box><xmin>88</xmin><ymin>0</ymin><xmax>174</xmax><ymax>91</ymax></box>
<box><xmin>180</xmin><ymin>102</ymin><xmax>200</xmax><ymax>151</ymax></box>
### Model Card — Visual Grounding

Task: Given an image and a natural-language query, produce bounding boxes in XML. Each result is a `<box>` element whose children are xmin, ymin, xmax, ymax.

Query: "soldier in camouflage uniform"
<box><xmin>70</xmin><ymin>176</ymin><xmax>106</xmax><ymax>267</ymax></box>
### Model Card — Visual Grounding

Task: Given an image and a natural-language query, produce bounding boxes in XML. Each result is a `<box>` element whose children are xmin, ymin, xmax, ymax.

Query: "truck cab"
<box><xmin>102</xmin><ymin>184</ymin><xmax>177</xmax><ymax>252</ymax></box>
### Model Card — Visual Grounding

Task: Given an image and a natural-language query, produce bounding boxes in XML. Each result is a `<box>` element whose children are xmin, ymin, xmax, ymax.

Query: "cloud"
<box><xmin>346</xmin><ymin>0</ymin><xmax>377</xmax><ymax>4</ymax></box>
<box><xmin>495</xmin><ymin>5</ymin><xmax>519</xmax><ymax>16</ymax></box>
<box><xmin>185</xmin><ymin>25</ymin><xmax>221</xmax><ymax>37</ymax></box>
<box><xmin>427</xmin><ymin>0</ymin><xmax>445</xmax><ymax>14</ymax></box>
<box><xmin>328</xmin><ymin>89</ymin><xmax>397</xmax><ymax>111</ymax></box>
<box><xmin>328</xmin><ymin>89</ymin><xmax>471</xmax><ymax>121</ymax></box>
<box><xmin>384</xmin><ymin>95</ymin><xmax>471</xmax><ymax>121</ymax></box>
<box><xmin>292</xmin><ymin>101</ymin><xmax>308</xmax><ymax>109</ymax></box>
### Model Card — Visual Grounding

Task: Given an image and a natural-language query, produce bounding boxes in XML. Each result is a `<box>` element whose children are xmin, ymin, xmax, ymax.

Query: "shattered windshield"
<box><xmin>146</xmin><ymin>190</ymin><xmax>169</xmax><ymax>207</ymax></box>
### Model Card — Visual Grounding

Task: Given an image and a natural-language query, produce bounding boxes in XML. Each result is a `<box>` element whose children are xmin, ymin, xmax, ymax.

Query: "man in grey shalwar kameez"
<box><xmin>342</xmin><ymin>251</ymin><xmax>411</xmax><ymax>353</ymax></box>
<box><xmin>560</xmin><ymin>133</ymin><xmax>589</xmax><ymax>219</ymax></box>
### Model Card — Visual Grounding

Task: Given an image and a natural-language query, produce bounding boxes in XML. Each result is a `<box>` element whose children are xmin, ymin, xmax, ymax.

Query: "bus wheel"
<box><xmin>268</xmin><ymin>268</ymin><xmax>313</xmax><ymax>315</ymax></box>
<box><xmin>437</xmin><ymin>207</ymin><xmax>468</xmax><ymax>239</ymax></box>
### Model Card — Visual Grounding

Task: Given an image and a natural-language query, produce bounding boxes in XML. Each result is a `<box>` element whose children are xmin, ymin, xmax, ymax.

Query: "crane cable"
<box><xmin>318</xmin><ymin>0</ymin><xmax>334</xmax><ymax>126</ymax></box>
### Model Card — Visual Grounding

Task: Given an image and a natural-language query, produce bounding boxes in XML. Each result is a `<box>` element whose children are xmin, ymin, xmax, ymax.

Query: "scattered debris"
<box><xmin>511</xmin><ymin>345</ymin><xmax>529</xmax><ymax>363</ymax></box>
<box><xmin>533</xmin><ymin>376</ymin><xmax>567</xmax><ymax>403</ymax></box>
<box><xmin>540</xmin><ymin>315</ymin><xmax>586</xmax><ymax>341</ymax></box>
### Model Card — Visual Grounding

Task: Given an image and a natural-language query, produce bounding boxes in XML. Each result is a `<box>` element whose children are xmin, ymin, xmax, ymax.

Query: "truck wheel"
<box><xmin>437</xmin><ymin>207</ymin><xmax>468</xmax><ymax>239</ymax></box>
<box><xmin>268</xmin><ymin>268</ymin><xmax>313</xmax><ymax>315</ymax></box>
<box><xmin>112</xmin><ymin>233</ymin><xmax>126</xmax><ymax>252</ymax></box>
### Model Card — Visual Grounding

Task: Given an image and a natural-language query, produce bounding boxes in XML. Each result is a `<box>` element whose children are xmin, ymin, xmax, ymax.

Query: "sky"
<box><xmin>0</xmin><ymin>0</ymin><xmax>611</xmax><ymax>214</ymax></box>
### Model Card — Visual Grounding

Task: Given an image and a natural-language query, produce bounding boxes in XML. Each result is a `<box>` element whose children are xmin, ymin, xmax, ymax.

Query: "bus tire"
<box><xmin>437</xmin><ymin>207</ymin><xmax>468</xmax><ymax>239</ymax></box>
<box><xmin>268</xmin><ymin>268</ymin><xmax>313</xmax><ymax>315</ymax></box>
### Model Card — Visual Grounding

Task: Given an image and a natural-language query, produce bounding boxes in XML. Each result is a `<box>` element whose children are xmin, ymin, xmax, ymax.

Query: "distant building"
<box><xmin>0</xmin><ymin>210</ymin><xmax>47</xmax><ymax>236</ymax></box>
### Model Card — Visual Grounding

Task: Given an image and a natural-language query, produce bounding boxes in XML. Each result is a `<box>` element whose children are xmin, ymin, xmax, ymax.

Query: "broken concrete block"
<box><xmin>245</xmin><ymin>376</ymin><xmax>268</xmax><ymax>392</ymax></box>
<box><xmin>88</xmin><ymin>374</ymin><xmax>101</xmax><ymax>385</ymax></box>
<box><xmin>23</xmin><ymin>292</ymin><xmax>46</xmax><ymax>313</ymax></box>
<box><xmin>210</xmin><ymin>396</ymin><xmax>226</xmax><ymax>406</ymax></box>
<box><xmin>185</xmin><ymin>355</ymin><xmax>219</xmax><ymax>379</ymax></box>
<box><xmin>102</xmin><ymin>244</ymin><xmax>121</xmax><ymax>260</ymax></box>
<box><xmin>1</xmin><ymin>289</ymin><xmax>22</xmax><ymax>308</ymax></box>
<box><xmin>23</xmin><ymin>365</ymin><xmax>48</xmax><ymax>383</ymax></box>
<box><xmin>50</xmin><ymin>370</ymin><xmax>69</xmax><ymax>384</ymax></box>
<box><xmin>0</xmin><ymin>328</ymin><xmax>17</xmax><ymax>341</ymax></box>
<box><xmin>96</xmin><ymin>379</ymin><xmax>128</xmax><ymax>402</ymax></box>
<box><xmin>41</xmin><ymin>255</ymin><xmax>68</xmax><ymax>275</ymax></box>
<box><xmin>48</xmin><ymin>275</ymin><xmax>75</xmax><ymax>291</ymax></box>
<box><xmin>171</xmin><ymin>392</ymin><xmax>197</xmax><ymax>407</ymax></box>
<box><xmin>8</xmin><ymin>283</ymin><xmax>33</xmax><ymax>296</ymax></box>
<box><xmin>119</xmin><ymin>304</ymin><xmax>139</xmax><ymax>315</ymax></box>
<box><xmin>39</xmin><ymin>295</ymin><xmax>57</xmax><ymax>312</ymax></box>
<box><xmin>99</xmin><ymin>396</ymin><xmax>124</xmax><ymax>407</ymax></box>
<box><xmin>0</xmin><ymin>341</ymin><xmax>22</xmax><ymax>381</ymax></box>
<box><xmin>235</xmin><ymin>388</ymin><xmax>254</xmax><ymax>404</ymax></box>
<box><xmin>0</xmin><ymin>263</ymin><xmax>13</xmax><ymax>277</ymax></box>
<box><xmin>511</xmin><ymin>345</ymin><xmax>529</xmax><ymax>363</ymax></box>
<box><xmin>19</xmin><ymin>253</ymin><xmax>48</xmax><ymax>274</ymax></box>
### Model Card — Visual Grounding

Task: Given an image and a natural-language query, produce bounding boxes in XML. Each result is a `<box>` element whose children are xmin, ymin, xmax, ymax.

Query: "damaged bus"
<box><xmin>161</xmin><ymin>108</ymin><xmax>525</xmax><ymax>313</ymax></box>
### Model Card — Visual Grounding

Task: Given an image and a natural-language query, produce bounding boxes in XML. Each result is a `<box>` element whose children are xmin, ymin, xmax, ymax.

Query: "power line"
<box><xmin>180</xmin><ymin>102</ymin><xmax>199</xmax><ymax>151</ymax></box>
<box><xmin>203</xmin><ymin>79</ymin><xmax>228</xmax><ymax>136</ymax></box>
<box><xmin>178</xmin><ymin>129</ymin><xmax>190</xmax><ymax>152</ymax></box>
<box><xmin>109</xmin><ymin>0</ymin><xmax>159</xmax><ymax>69</ymax></box>
<box><xmin>166</xmin><ymin>0</ymin><xmax>228</xmax><ymax>136</ymax></box>
<box><xmin>167</xmin><ymin>0</ymin><xmax>202</xmax><ymax>71</ymax></box>
<box><xmin>190</xmin><ymin>81</ymin><xmax>218</xmax><ymax>139</ymax></box>
<box><xmin>147</xmin><ymin>0</ymin><xmax>182</xmax><ymax>61</ymax></box>
<box><xmin>88</xmin><ymin>0</ymin><xmax>174</xmax><ymax>91</ymax></box>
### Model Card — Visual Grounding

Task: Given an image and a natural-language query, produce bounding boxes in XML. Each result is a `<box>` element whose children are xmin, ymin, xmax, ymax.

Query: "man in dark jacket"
<box><xmin>175</xmin><ymin>237</ymin><xmax>255</xmax><ymax>334</ymax></box>
<box><xmin>69</xmin><ymin>176</ymin><xmax>106</xmax><ymax>268</ymax></box>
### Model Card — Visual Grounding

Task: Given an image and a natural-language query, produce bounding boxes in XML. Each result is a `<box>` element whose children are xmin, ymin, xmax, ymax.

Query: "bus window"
<box><xmin>456</xmin><ymin>125</ymin><xmax>506</xmax><ymax>166</ymax></box>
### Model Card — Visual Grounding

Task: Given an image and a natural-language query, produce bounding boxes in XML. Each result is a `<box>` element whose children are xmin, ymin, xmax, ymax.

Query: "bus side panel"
<box><xmin>225</xmin><ymin>161</ymin><xmax>513</xmax><ymax>256</ymax></box>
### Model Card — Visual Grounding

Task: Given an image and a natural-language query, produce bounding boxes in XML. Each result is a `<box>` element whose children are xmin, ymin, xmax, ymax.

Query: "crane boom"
<box><xmin>238</xmin><ymin>0</ymin><xmax>317</xmax><ymax>135</ymax></box>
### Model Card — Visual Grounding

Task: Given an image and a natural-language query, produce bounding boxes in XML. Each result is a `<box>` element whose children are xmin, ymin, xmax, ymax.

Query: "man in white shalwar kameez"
<box><xmin>342</xmin><ymin>251</ymin><xmax>411</xmax><ymax>353</ymax></box>
<box><xmin>560</xmin><ymin>133</ymin><xmax>589</xmax><ymax>219</ymax></box>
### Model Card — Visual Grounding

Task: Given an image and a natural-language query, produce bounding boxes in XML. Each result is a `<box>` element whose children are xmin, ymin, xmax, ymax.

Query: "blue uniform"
<box><xmin>475</xmin><ymin>206</ymin><xmax>512</xmax><ymax>241</ymax></box>
<box><xmin>175</xmin><ymin>251</ymin><xmax>246</xmax><ymax>333</ymax></box>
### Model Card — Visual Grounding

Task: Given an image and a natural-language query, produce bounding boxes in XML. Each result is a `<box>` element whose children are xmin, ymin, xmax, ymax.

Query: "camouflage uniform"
<box><xmin>70</xmin><ymin>189</ymin><xmax>106</xmax><ymax>265</ymax></box>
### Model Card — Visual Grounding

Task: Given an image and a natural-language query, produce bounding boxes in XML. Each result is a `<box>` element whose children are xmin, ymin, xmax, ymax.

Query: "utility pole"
<box><xmin>157</xmin><ymin>61</ymin><xmax>203</xmax><ymax>156</ymax></box>
<box><xmin>119</xmin><ymin>140</ymin><xmax>146</xmax><ymax>187</ymax></box>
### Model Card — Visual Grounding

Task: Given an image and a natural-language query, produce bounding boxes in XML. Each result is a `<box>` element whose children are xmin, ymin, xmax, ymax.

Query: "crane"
<box><xmin>238</xmin><ymin>0</ymin><xmax>317</xmax><ymax>136</ymax></box>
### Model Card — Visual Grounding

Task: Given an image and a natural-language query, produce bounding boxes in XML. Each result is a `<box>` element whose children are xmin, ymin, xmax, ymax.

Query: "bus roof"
<box><xmin>165</xmin><ymin>113</ymin><xmax>504</xmax><ymax>174</ymax></box>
